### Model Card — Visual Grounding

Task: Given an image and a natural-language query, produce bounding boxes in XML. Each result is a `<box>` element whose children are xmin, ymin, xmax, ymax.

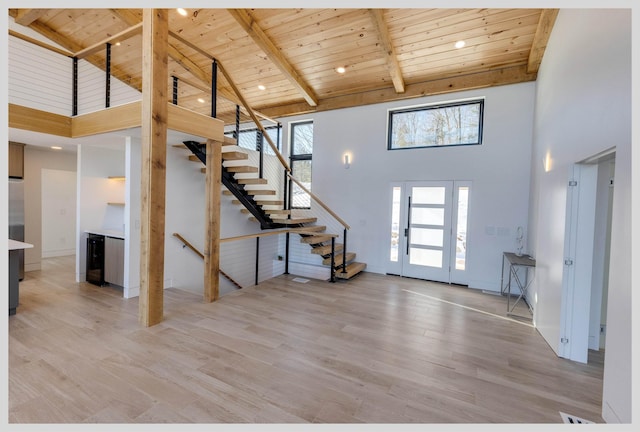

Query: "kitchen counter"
<box><xmin>9</xmin><ymin>239</ymin><xmax>34</xmax><ymax>250</ymax></box>
<box><xmin>85</xmin><ymin>229</ymin><xmax>125</xmax><ymax>239</ymax></box>
<box><xmin>8</xmin><ymin>239</ymin><xmax>33</xmax><ymax>315</ymax></box>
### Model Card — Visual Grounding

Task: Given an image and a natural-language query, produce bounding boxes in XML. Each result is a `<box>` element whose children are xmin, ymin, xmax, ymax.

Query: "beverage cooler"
<box><xmin>86</xmin><ymin>234</ymin><xmax>105</xmax><ymax>286</ymax></box>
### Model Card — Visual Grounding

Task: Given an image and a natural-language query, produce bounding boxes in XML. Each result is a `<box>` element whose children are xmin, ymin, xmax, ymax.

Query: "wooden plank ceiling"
<box><xmin>8</xmin><ymin>8</ymin><xmax>557</xmax><ymax>123</ymax></box>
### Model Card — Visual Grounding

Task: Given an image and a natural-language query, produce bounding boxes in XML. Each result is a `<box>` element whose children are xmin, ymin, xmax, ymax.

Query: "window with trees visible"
<box><xmin>290</xmin><ymin>121</ymin><xmax>313</xmax><ymax>209</ymax></box>
<box><xmin>388</xmin><ymin>99</ymin><xmax>484</xmax><ymax>150</ymax></box>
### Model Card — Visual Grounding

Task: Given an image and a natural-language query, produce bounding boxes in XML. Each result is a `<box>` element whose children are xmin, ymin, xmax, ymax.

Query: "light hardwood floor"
<box><xmin>8</xmin><ymin>255</ymin><xmax>604</xmax><ymax>424</ymax></box>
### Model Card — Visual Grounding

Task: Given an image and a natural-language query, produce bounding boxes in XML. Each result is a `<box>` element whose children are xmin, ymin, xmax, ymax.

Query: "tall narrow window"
<box><xmin>455</xmin><ymin>186</ymin><xmax>469</xmax><ymax>270</ymax></box>
<box><xmin>290</xmin><ymin>121</ymin><xmax>313</xmax><ymax>209</ymax></box>
<box><xmin>390</xmin><ymin>186</ymin><xmax>402</xmax><ymax>262</ymax></box>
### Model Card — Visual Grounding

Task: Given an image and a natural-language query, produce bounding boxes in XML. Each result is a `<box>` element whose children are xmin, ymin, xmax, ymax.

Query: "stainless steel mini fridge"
<box><xmin>8</xmin><ymin>179</ymin><xmax>25</xmax><ymax>280</ymax></box>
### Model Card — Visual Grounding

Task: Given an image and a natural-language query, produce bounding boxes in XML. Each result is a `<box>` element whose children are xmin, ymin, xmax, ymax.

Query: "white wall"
<box><xmin>23</xmin><ymin>146</ymin><xmax>77</xmax><ymax>271</ymax></box>
<box><xmin>528</xmin><ymin>9</ymin><xmax>631</xmax><ymax>423</ymax></box>
<box><xmin>124</xmin><ymin>137</ymin><xmax>142</xmax><ymax>299</ymax></box>
<box><xmin>76</xmin><ymin>143</ymin><xmax>126</xmax><ymax>282</ymax></box>
<box><xmin>41</xmin><ymin>169</ymin><xmax>77</xmax><ymax>258</ymax></box>
<box><xmin>278</xmin><ymin>83</ymin><xmax>535</xmax><ymax>292</ymax></box>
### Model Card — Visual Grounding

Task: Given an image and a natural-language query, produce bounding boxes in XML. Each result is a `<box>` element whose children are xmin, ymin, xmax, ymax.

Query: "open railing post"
<box><xmin>234</xmin><ymin>105</ymin><xmax>240</xmax><ymax>140</ymax></box>
<box><xmin>211</xmin><ymin>59</ymin><xmax>217</xmax><ymax>118</ymax></box>
<box><xmin>105</xmin><ymin>43</ymin><xmax>111</xmax><ymax>108</ymax></box>
<box><xmin>172</xmin><ymin>76</ymin><xmax>178</xmax><ymax>105</ymax></box>
<box><xmin>285</xmin><ymin>232</ymin><xmax>290</xmax><ymax>274</ymax></box>
<box><xmin>72</xmin><ymin>57</ymin><xmax>78</xmax><ymax>116</ymax></box>
<box><xmin>255</xmin><ymin>237</ymin><xmax>260</xmax><ymax>285</ymax></box>
<box><xmin>257</xmin><ymin>129</ymin><xmax>264</xmax><ymax>178</ymax></box>
<box><xmin>342</xmin><ymin>228</ymin><xmax>348</xmax><ymax>274</ymax></box>
<box><xmin>330</xmin><ymin>237</ymin><xmax>336</xmax><ymax>283</ymax></box>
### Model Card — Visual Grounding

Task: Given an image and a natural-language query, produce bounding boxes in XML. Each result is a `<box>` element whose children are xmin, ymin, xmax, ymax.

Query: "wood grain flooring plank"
<box><xmin>8</xmin><ymin>256</ymin><xmax>605</xmax><ymax>424</ymax></box>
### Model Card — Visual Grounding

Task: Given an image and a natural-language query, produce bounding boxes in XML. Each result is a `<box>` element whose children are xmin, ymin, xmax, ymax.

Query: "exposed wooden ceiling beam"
<box><xmin>369</xmin><ymin>9</ymin><xmax>405</xmax><ymax>94</ymax></box>
<box><xmin>527</xmin><ymin>9</ymin><xmax>559</xmax><ymax>74</ymax></box>
<box><xmin>227</xmin><ymin>8</ymin><xmax>319</xmax><ymax>107</ymax></box>
<box><xmin>14</xmin><ymin>9</ymin><xmax>48</xmax><ymax>26</ymax></box>
<box><xmin>74</xmin><ymin>23</ymin><xmax>143</xmax><ymax>59</ymax></box>
<box><xmin>259</xmin><ymin>65</ymin><xmax>537</xmax><ymax>118</ymax></box>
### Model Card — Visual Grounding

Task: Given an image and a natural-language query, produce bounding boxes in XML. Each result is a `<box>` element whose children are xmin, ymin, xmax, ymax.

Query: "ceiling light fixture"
<box><xmin>115</xmin><ymin>42</ymin><xmax>121</xmax><ymax>46</ymax></box>
<box><xmin>197</xmin><ymin>98</ymin><xmax>205</xmax><ymax>103</ymax></box>
<box><xmin>258</xmin><ymin>84</ymin><xmax>266</xmax><ymax>91</ymax></box>
<box><xmin>336</xmin><ymin>66</ymin><xmax>346</xmax><ymax>74</ymax></box>
<box><xmin>177</xmin><ymin>8</ymin><xmax>188</xmax><ymax>17</ymax></box>
<box><xmin>51</xmin><ymin>146</ymin><xmax>62</xmax><ymax>150</ymax></box>
<box><xmin>455</xmin><ymin>40</ymin><xmax>466</xmax><ymax>49</ymax></box>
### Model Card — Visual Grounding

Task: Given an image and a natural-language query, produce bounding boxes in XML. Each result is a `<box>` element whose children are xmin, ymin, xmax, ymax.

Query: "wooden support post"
<box><xmin>204</xmin><ymin>138</ymin><xmax>222</xmax><ymax>302</ymax></box>
<box><xmin>139</xmin><ymin>9</ymin><xmax>169</xmax><ymax>327</ymax></box>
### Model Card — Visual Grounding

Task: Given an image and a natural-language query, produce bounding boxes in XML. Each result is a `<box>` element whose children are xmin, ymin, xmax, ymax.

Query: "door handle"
<box><xmin>406</xmin><ymin>196</ymin><xmax>411</xmax><ymax>255</ymax></box>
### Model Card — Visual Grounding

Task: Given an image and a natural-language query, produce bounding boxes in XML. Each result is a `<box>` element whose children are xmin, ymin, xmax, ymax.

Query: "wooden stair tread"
<box><xmin>256</xmin><ymin>200</ymin><xmax>284</xmax><ymax>206</ymax></box>
<box><xmin>222</xmin><ymin>151</ymin><xmax>248</xmax><ymax>161</ymax></box>
<box><xmin>246</xmin><ymin>190</ymin><xmax>276</xmax><ymax>196</ymax></box>
<box><xmin>290</xmin><ymin>225</ymin><xmax>326</xmax><ymax>233</ymax></box>
<box><xmin>335</xmin><ymin>262</ymin><xmax>367</xmax><ymax>279</ymax></box>
<box><xmin>323</xmin><ymin>252</ymin><xmax>355</xmax><ymax>266</ymax></box>
<box><xmin>226</xmin><ymin>166</ymin><xmax>259</xmax><ymax>173</ymax></box>
<box><xmin>241</xmin><ymin>209</ymin><xmax>290</xmax><ymax>215</ymax></box>
<box><xmin>237</xmin><ymin>178</ymin><xmax>268</xmax><ymax>185</ymax></box>
<box><xmin>277</xmin><ymin>218</ymin><xmax>318</xmax><ymax>225</ymax></box>
<box><xmin>311</xmin><ymin>243</ymin><xmax>344</xmax><ymax>255</ymax></box>
<box><xmin>300</xmin><ymin>234</ymin><xmax>336</xmax><ymax>244</ymax></box>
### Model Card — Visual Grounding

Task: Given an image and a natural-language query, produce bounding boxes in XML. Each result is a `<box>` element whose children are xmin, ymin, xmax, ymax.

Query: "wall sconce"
<box><xmin>344</xmin><ymin>153</ymin><xmax>350</xmax><ymax>169</ymax></box>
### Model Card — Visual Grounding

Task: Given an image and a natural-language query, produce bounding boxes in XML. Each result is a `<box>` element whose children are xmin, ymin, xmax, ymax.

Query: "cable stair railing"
<box><xmin>168</xmin><ymin>42</ymin><xmax>366</xmax><ymax>281</ymax></box>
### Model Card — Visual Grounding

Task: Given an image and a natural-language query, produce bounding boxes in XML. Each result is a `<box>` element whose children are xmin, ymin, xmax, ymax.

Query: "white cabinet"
<box><xmin>104</xmin><ymin>236</ymin><xmax>124</xmax><ymax>287</ymax></box>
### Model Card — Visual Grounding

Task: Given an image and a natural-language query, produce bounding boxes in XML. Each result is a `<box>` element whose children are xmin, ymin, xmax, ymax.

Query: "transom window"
<box><xmin>388</xmin><ymin>99</ymin><xmax>484</xmax><ymax>150</ymax></box>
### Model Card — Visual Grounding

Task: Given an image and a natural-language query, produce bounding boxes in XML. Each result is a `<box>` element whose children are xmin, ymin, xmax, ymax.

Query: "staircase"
<box><xmin>176</xmin><ymin>138</ymin><xmax>366</xmax><ymax>281</ymax></box>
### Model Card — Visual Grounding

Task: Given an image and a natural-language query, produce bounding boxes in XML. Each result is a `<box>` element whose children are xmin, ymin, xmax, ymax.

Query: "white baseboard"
<box><xmin>42</xmin><ymin>249</ymin><xmax>75</xmax><ymax>258</ymax></box>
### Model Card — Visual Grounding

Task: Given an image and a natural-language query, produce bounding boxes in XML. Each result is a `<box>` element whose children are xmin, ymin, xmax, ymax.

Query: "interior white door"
<box><xmin>401</xmin><ymin>181</ymin><xmax>453</xmax><ymax>282</ymax></box>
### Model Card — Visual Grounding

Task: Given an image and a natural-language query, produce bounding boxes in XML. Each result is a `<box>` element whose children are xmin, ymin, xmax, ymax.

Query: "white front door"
<box><xmin>388</xmin><ymin>181</ymin><xmax>470</xmax><ymax>284</ymax></box>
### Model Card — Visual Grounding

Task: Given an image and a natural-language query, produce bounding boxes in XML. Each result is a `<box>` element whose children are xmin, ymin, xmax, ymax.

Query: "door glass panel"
<box><xmin>411</xmin><ymin>207</ymin><xmax>444</xmax><ymax>226</ymax></box>
<box><xmin>455</xmin><ymin>186</ymin><xmax>469</xmax><ymax>270</ymax></box>
<box><xmin>390</xmin><ymin>186</ymin><xmax>401</xmax><ymax>262</ymax></box>
<box><xmin>413</xmin><ymin>187</ymin><xmax>446</xmax><ymax>205</ymax></box>
<box><xmin>410</xmin><ymin>228</ymin><xmax>443</xmax><ymax>247</ymax></box>
<box><xmin>409</xmin><ymin>248</ymin><xmax>442</xmax><ymax>268</ymax></box>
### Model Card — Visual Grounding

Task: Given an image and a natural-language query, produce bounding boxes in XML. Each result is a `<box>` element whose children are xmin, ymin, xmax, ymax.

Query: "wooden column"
<box><xmin>139</xmin><ymin>9</ymin><xmax>168</xmax><ymax>326</ymax></box>
<box><xmin>204</xmin><ymin>138</ymin><xmax>222</xmax><ymax>302</ymax></box>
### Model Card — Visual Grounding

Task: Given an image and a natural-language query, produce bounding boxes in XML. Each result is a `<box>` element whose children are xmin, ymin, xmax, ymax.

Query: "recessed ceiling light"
<box><xmin>258</xmin><ymin>84</ymin><xmax>266</xmax><ymax>91</ymax></box>
<box><xmin>197</xmin><ymin>98</ymin><xmax>205</xmax><ymax>103</ymax></box>
<box><xmin>115</xmin><ymin>42</ymin><xmax>121</xmax><ymax>46</ymax></box>
<box><xmin>51</xmin><ymin>146</ymin><xmax>62</xmax><ymax>150</ymax></box>
<box><xmin>336</xmin><ymin>66</ymin><xmax>346</xmax><ymax>74</ymax></box>
<box><xmin>177</xmin><ymin>8</ymin><xmax>188</xmax><ymax>17</ymax></box>
<box><xmin>455</xmin><ymin>40</ymin><xmax>466</xmax><ymax>49</ymax></box>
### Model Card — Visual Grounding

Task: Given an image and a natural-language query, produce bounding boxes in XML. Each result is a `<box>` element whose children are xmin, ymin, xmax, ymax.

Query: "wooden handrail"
<box><xmin>9</xmin><ymin>29</ymin><xmax>74</xmax><ymax>57</ymax></box>
<box><xmin>173</xmin><ymin>232</ymin><xmax>243</xmax><ymax>289</ymax></box>
<box><xmin>216</xmin><ymin>61</ymin><xmax>291</xmax><ymax>172</ymax></box>
<box><xmin>173</xmin><ymin>232</ymin><xmax>204</xmax><ymax>259</ymax></box>
<box><xmin>286</xmin><ymin>173</ymin><xmax>351</xmax><ymax>230</ymax></box>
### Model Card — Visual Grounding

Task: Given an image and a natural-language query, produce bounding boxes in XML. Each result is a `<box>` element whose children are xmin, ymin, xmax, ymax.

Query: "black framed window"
<box><xmin>388</xmin><ymin>99</ymin><xmax>484</xmax><ymax>150</ymax></box>
<box><xmin>289</xmin><ymin>121</ymin><xmax>313</xmax><ymax>209</ymax></box>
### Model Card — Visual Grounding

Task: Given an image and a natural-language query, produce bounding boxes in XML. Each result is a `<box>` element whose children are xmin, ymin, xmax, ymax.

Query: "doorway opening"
<box><xmin>560</xmin><ymin>148</ymin><xmax>614</xmax><ymax>364</ymax></box>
